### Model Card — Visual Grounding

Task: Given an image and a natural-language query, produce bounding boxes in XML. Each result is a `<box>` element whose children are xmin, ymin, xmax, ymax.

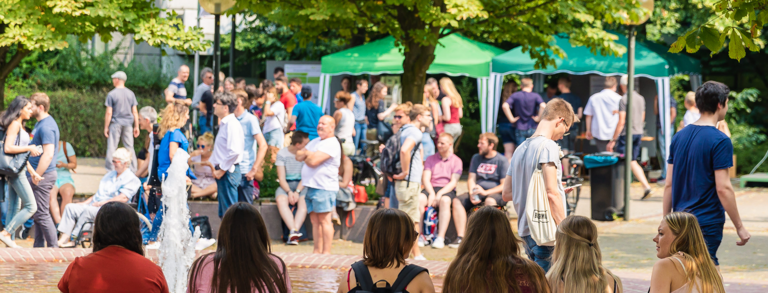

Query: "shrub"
<box><xmin>258</xmin><ymin>151</ymin><xmax>280</xmax><ymax>198</ymax></box>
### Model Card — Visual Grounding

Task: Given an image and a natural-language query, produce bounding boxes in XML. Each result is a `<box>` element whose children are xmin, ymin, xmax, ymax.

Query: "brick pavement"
<box><xmin>2</xmin><ymin>248</ymin><xmax>767</xmax><ymax>292</ymax></box>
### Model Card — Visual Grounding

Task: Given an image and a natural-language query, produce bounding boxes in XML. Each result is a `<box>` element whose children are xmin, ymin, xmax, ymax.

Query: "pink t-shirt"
<box><xmin>188</xmin><ymin>254</ymin><xmax>292</xmax><ymax>293</ymax></box>
<box><xmin>424</xmin><ymin>153</ymin><xmax>463</xmax><ymax>187</ymax></box>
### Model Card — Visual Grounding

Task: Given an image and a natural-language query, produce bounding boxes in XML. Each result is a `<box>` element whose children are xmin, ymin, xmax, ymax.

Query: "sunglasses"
<box><xmin>111</xmin><ymin>160</ymin><xmax>122</xmax><ymax>164</ymax></box>
<box><xmin>197</xmin><ymin>144</ymin><xmax>206</xmax><ymax>149</ymax></box>
<box><xmin>469</xmin><ymin>204</ymin><xmax>507</xmax><ymax>213</ymax></box>
<box><xmin>394</xmin><ymin>115</ymin><xmax>403</xmax><ymax>120</ymax></box>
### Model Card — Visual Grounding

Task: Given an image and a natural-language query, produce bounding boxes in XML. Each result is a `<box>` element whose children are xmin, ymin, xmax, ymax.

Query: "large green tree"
<box><xmin>0</xmin><ymin>0</ymin><xmax>207</xmax><ymax>108</ymax></box>
<box><xmin>237</xmin><ymin>0</ymin><xmax>645</xmax><ymax>103</ymax></box>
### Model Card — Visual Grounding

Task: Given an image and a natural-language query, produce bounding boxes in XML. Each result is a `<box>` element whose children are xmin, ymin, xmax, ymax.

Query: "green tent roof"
<box><xmin>321</xmin><ymin>34</ymin><xmax>505</xmax><ymax>78</ymax></box>
<box><xmin>491</xmin><ymin>33</ymin><xmax>700</xmax><ymax>78</ymax></box>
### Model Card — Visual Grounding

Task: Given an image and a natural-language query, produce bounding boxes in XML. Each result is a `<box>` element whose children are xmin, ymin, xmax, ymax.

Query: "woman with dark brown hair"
<box><xmin>337</xmin><ymin>208</ymin><xmax>435</xmax><ymax>293</ymax></box>
<box><xmin>58</xmin><ymin>202</ymin><xmax>168</xmax><ymax>292</ymax></box>
<box><xmin>188</xmin><ymin>202</ymin><xmax>291</xmax><ymax>293</ymax></box>
<box><xmin>444</xmin><ymin>206</ymin><xmax>550</xmax><ymax>293</ymax></box>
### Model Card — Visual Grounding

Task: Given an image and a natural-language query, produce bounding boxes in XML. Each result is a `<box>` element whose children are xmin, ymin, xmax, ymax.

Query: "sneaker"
<box><xmin>431</xmin><ymin>237</ymin><xmax>445</xmax><ymax>249</ymax></box>
<box><xmin>288</xmin><ymin>230</ymin><xmax>303</xmax><ymax>243</ymax></box>
<box><xmin>413</xmin><ymin>254</ymin><xmax>427</xmax><ymax>261</ymax></box>
<box><xmin>448</xmin><ymin>237</ymin><xmax>462</xmax><ymax>249</ymax></box>
<box><xmin>417</xmin><ymin>237</ymin><xmax>425</xmax><ymax>247</ymax></box>
<box><xmin>286</xmin><ymin>239</ymin><xmax>299</xmax><ymax>245</ymax></box>
<box><xmin>146</xmin><ymin>242</ymin><xmax>161</xmax><ymax>250</ymax></box>
<box><xmin>641</xmin><ymin>188</ymin><xmax>653</xmax><ymax>200</ymax></box>
<box><xmin>0</xmin><ymin>233</ymin><xmax>20</xmax><ymax>248</ymax></box>
<box><xmin>656</xmin><ymin>179</ymin><xmax>666</xmax><ymax>187</ymax></box>
<box><xmin>16</xmin><ymin>227</ymin><xmax>30</xmax><ymax>240</ymax></box>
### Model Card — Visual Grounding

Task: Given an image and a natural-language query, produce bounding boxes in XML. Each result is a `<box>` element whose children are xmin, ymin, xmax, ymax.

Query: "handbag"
<box><xmin>525</xmin><ymin>141</ymin><xmax>558</xmax><ymax>246</ymax></box>
<box><xmin>0</xmin><ymin>129</ymin><xmax>31</xmax><ymax>178</ymax></box>
<box><xmin>353</xmin><ymin>185</ymin><xmax>368</xmax><ymax>203</ymax></box>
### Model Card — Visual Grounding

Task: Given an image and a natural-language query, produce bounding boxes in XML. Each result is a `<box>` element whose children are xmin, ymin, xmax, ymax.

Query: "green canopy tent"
<box><xmin>487</xmin><ymin>33</ymin><xmax>700</xmax><ymax>161</ymax></box>
<box><xmin>318</xmin><ymin>34</ymin><xmax>505</xmax><ymax>113</ymax></box>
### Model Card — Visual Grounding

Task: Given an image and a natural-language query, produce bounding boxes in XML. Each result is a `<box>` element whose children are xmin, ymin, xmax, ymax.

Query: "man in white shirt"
<box><xmin>234</xmin><ymin>90</ymin><xmax>268</xmax><ymax>204</ymax></box>
<box><xmin>210</xmin><ymin>92</ymin><xmax>245</xmax><ymax>218</ymax></box>
<box><xmin>584</xmin><ymin>76</ymin><xmax>621</xmax><ymax>151</ymax></box>
<box><xmin>503</xmin><ymin>98</ymin><xmax>578</xmax><ymax>272</ymax></box>
<box><xmin>296</xmin><ymin>116</ymin><xmax>341</xmax><ymax>255</ymax></box>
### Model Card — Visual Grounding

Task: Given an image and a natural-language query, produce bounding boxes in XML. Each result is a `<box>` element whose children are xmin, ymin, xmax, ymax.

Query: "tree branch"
<box><xmin>0</xmin><ymin>48</ymin><xmax>29</xmax><ymax>79</ymax></box>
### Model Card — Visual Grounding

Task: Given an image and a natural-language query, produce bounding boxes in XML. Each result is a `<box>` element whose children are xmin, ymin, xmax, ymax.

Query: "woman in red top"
<box><xmin>438</xmin><ymin>78</ymin><xmax>463</xmax><ymax>145</ymax></box>
<box><xmin>443</xmin><ymin>206</ymin><xmax>550</xmax><ymax>293</ymax></box>
<box><xmin>58</xmin><ymin>202</ymin><xmax>169</xmax><ymax>293</ymax></box>
<box><xmin>188</xmin><ymin>202</ymin><xmax>292</xmax><ymax>293</ymax></box>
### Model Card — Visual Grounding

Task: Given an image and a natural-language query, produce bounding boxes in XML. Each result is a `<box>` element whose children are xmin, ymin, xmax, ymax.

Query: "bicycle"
<box><xmin>562</xmin><ymin>153</ymin><xmax>584</xmax><ymax>216</ymax></box>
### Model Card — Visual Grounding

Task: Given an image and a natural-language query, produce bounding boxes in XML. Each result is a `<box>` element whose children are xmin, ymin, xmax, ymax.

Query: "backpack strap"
<box><xmin>351</xmin><ymin>261</ymin><xmax>375</xmax><ymax>292</ymax></box>
<box><xmin>391</xmin><ymin>264</ymin><xmax>428</xmax><ymax>293</ymax></box>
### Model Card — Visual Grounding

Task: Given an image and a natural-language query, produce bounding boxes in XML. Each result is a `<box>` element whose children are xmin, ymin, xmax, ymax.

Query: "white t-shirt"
<box><xmin>682</xmin><ymin>110</ymin><xmax>701</xmax><ymax>128</ymax></box>
<box><xmin>262</xmin><ymin>101</ymin><xmax>285</xmax><ymax>134</ymax></box>
<box><xmin>300</xmin><ymin>137</ymin><xmax>341</xmax><ymax>191</ymax></box>
<box><xmin>583</xmin><ymin>89</ymin><xmax>621</xmax><ymax>140</ymax></box>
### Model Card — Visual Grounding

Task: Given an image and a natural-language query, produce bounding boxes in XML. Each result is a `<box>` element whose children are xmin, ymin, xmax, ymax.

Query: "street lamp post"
<box><xmin>623</xmin><ymin>0</ymin><xmax>654</xmax><ymax>221</ymax></box>
<box><xmin>199</xmin><ymin>0</ymin><xmax>236</xmax><ymax>136</ymax></box>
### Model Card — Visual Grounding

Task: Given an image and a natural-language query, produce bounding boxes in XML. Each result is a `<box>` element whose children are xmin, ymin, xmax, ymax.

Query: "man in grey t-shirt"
<box><xmin>608</xmin><ymin>74</ymin><xmax>652</xmax><ymax>199</ymax></box>
<box><xmin>393</xmin><ymin>103</ymin><xmax>431</xmax><ymax>260</ymax></box>
<box><xmin>104</xmin><ymin>71</ymin><xmax>139</xmax><ymax>172</ymax></box>
<box><xmin>503</xmin><ymin>98</ymin><xmax>578</xmax><ymax>272</ymax></box>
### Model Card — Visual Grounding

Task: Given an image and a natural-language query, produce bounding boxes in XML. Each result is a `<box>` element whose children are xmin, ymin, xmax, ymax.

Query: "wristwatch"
<box><xmin>214</xmin><ymin>164</ymin><xmax>221</xmax><ymax>171</ymax></box>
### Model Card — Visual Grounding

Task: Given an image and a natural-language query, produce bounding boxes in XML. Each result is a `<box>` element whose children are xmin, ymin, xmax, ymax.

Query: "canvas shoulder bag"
<box><xmin>525</xmin><ymin>139</ymin><xmax>558</xmax><ymax>246</ymax></box>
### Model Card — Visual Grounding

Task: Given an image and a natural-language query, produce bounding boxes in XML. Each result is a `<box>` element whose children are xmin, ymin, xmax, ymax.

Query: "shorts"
<box><xmin>276</xmin><ymin>180</ymin><xmax>308</xmax><ymax>197</ymax></box>
<box><xmin>616</xmin><ymin>134</ymin><xmax>642</xmax><ymax>160</ymax></box>
<box><xmin>456</xmin><ymin>193</ymin><xmax>506</xmax><ymax>212</ymax></box>
<box><xmin>305</xmin><ymin>187</ymin><xmax>336</xmax><ymax>214</ymax></box>
<box><xmin>341</xmin><ymin>140</ymin><xmax>355</xmax><ymax>157</ymax></box>
<box><xmin>421</xmin><ymin>186</ymin><xmax>457</xmax><ymax>201</ymax></box>
<box><xmin>395</xmin><ymin>180</ymin><xmax>421</xmax><ymax>223</ymax></box>
<box><xmin>56</xmin><ymin>175</ymin><xmax>75</xmax><ymax>188</ymax></box>
<box><xmin>700</xmin><ymin>223</ymin><xmax>724</xmax><ymax>266</ymax></box>
<box><xmin>515</xmin><ymin>128</ymin><xmax>536</xmax><ymax>146</ymax></box>
<box><xmin>497</xmin><ymin>123</ymin><xmax>516</xmax><ymax>144</ymax></box>
<box><xmin>556</xmin><ymin>124</ymin><xmax>579</xmax><ymax>152</ymax></box>
<box><xmin>265</xmin><ymin>128</ymin><xmax>284</xmax><ymax>147</ymax></box>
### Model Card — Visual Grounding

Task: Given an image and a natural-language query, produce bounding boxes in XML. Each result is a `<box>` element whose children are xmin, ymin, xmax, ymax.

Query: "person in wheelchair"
<box><xmin>57</xmin><ymin>148</ymin><xmax>140</xmax><ymax>247</ymax></box>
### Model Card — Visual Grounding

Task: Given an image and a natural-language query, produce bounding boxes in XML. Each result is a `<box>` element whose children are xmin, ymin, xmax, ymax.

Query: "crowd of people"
<box><xmin>0</xmin><ymin>62</ymin><xmax>750</xmax><ymax>293</ymax></box>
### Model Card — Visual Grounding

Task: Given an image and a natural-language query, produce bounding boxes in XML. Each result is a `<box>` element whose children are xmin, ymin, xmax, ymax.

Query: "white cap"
<box><xmin>111</xmin><ymin>71</ymin><xmax>127</xmax><ymax>81</ymax></box>
<box><xmin>620</xmin><ymin>74</ymin><xmax>628</xmax><ymax>86</ymax></box>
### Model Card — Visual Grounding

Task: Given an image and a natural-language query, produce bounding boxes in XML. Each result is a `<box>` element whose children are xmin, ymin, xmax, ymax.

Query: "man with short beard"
<box><xmin>296</xmin><ymin>116</ymin><xmax>341</xmax><ymax>254</ymax></box>
<box><xmin>28</xmin><ymin>93</ymin><xmax>61</xmax><ymax>247</ymax></box>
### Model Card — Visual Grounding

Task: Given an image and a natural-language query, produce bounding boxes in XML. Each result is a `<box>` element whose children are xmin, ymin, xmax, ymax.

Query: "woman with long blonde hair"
<box><xmin>444</xmin><ymin>206</ymin><xmax>550</xmax><ymax>293</ymax></box>
<box><xmin>650</xmin><ymin>212</ymin><xmax>725</xmax><ymax>293</ymax></box>
<box><xmin>439</xmin><ymin>77</ymin><xmax>463</xmax><ymax>143</ymax></box>
<box><xmin>547</xmin><ymin>215</ymin><xmax>623</xmax><ymax>293</ymax></box>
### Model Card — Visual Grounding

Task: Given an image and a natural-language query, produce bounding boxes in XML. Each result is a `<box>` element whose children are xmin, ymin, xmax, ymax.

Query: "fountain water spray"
<box><xmin>157</xmin><ymin>150</ymin><xmax>200</xmax><ymax>293</ymax></box>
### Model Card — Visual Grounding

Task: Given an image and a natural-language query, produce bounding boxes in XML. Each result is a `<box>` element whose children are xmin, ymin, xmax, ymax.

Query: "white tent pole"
<box><xmin>663</xmin><ymin>77</ymin><xmax>672</xmax><ymax>160</ymax></box>
<box><xmin>478</xmin><ymin>77</ymin><xmax>488</xmax><ymax>133</ymax></box>
<box><xmin>492</xmin><ymin>73</ymin><xmax>504</xmax><ymax>133</ymax></box>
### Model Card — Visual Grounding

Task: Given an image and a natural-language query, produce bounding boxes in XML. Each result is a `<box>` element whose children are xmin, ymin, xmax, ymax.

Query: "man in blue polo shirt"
<box><xmin>28</xmin><ymin>93</ymin><xmax>61</xmax><ymax>247</ymax></box>
<box><xmin>289</xmin><ymin>86</ymin><xmax>323</xmax><ymax>140</ymax></box>
<box><xmin>663</xmin><ymin>81</ymin><xmax>750</xmax><ymax>269</ymax></box>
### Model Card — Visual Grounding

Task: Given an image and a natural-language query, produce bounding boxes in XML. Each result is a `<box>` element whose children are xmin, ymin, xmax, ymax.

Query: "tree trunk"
<box><xmin>0</xmin><ymin>46</ymin><xmax>30</xmax><ymax>111</ymax></box>
<box><xmin>400</xmin><ymin>41</ymin><xmax>437</xmax><ymax>104</ymax></box>
<box><xmin>0</xmin><ymin>77</ymin><xmax>5</xmax><ymax>110</ymax></box>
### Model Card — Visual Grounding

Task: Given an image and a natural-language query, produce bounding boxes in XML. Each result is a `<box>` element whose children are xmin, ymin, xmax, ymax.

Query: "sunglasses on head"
<box><xmin>470</xmin><ymin>204</ymin><xmax>507</xmax><ymax>213</ymax></box>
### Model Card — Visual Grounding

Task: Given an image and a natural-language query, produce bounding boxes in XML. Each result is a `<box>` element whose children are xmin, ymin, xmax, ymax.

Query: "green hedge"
<box><xmin>14</xmin><ymin>87</ymin><xmax>168</xmax><ymax>157</ymax></box>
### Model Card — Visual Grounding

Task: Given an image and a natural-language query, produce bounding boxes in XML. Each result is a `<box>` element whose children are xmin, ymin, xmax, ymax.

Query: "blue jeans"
<box><xmin>0</xmin><ymin>181</ymin><xmax>34</xmax><ymax>236</ymax></box>
<box><xmin>237</xmin><ymin>174</ymin><xmax>254</xmax><ymax>204</ymax></box>
<box><xmin>354</xmin><ymin>122</ymin><xmax>367</xmax><ymax>154</ymax></box>
<box><xmin>3</xmin><ymin>172</ymin><xmax>37</xmax><ymax>235</ymax></box>
<box><xmin>305</xmin><ymin>187</ymin><xmax>336</xmax><ymax>214</ymax></box>
<box><xmin>385</xmin><ymin>178</ymin><xmax>399</xmax><ymax>209</ymax></box>
<box><xmin>700</xmin><ymin>223</ymin><xmax>724</xmax><ymax>266</ymax></box>
<box><xmin>198</xmin><ymin>114</ymin><xmax>212</xmax><ymax>135</ymax></box>
<box><xmin>515</xmin><ymin>128</ymin><xmax>536</xmax><ymax>146</ymax></box>
<box><xmin>265</xmin><ymin>129</ymin><xmax>284</xmax><ymax>148</ymax></box>
<box><xmin>421</xmin><ymin>133</ymin><xmax>435</xmax><ymax>162</ymax></box>
<box><xmin>523</xmin><ymin>235</ymin><xmax>554</xmax><ymax>272</ymax></box>
<box><xmin>216</xmin><ymin>167</ymin><xmax>242</xmax><ymax>218</ymax></box>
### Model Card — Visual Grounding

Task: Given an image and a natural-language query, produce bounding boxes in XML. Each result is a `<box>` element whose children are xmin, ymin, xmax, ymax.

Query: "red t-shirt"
<box><xmin>58</xmin><ymin>246</ymin><xmax>169</xmax><ymax>293</ymax></box>
<box><xmin>280</xmin><ymin>92</ymin><xmax>297</xmax><ymax>131</ymax></box>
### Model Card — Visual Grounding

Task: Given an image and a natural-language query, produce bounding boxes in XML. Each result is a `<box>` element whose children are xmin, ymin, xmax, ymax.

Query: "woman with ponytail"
<box><xmin>547</xmin><ymin>215</ymin><xmax>623</xmax><ymax>293</ymax></box>
<box><xmin>650</xmin><ymin>212</ymin><xmax>725</xmax><ymax>293</ymax></box>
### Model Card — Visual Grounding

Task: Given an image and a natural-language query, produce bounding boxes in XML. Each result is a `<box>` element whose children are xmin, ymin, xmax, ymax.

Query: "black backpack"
<box><xmin>349</xmin><ymin>261</ymin><xmax>428</xmax><ymax>293</ymax></box>
<box><xmin>379</xmin><ymin>125</ymin><xmax>420</xmax><ymax>181</ymax></box>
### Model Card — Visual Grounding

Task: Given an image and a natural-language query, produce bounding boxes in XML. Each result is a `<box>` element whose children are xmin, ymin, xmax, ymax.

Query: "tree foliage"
<box><xmin>236</xmin><ymin>0</ymin><xmax>645</xmax><ymax>103</ymax></box>
<box><xmin>0</xmin><ymin>0</ymin><xmax>208</xmax><ymax>108</ymax></box>
<box><xmin>667</xmin><ymin>0</ymin><xmax>767</xmax><ymax>61</ymax></box>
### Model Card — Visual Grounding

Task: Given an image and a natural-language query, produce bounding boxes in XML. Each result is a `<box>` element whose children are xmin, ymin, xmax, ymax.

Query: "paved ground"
<box><xmin>5</xmin><ymin>158</ymin><xmax>765</xmax><ymax>292</ymax></box>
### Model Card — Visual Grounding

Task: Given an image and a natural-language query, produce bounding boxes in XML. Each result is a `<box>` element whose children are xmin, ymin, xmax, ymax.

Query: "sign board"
<box><xmin>285</xmin><ymin>64</ymin><xmax>322</xmax><ymax>104</ymax></box>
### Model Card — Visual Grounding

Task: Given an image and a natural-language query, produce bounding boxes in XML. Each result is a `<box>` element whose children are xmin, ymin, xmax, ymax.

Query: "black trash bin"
<box><xmin>584</xmin><ymin>154</ymin><xmax>625</xmax><ymax>221</ymax></box>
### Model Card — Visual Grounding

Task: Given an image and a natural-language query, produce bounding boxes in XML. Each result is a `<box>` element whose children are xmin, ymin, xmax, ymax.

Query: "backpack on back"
<box><xmin>349</xmin><ymin>261</ymin><xmax>428</xmax><ymax>293</ymax></box>
<box><xmin>379</xmin><ymin>125</ymin><xmax>420</xmax><ymax>181</ymax></box>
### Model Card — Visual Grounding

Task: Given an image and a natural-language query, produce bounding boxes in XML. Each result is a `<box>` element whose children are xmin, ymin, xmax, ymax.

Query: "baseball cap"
<box><xmin>111</xmin><ymin>71</ymin><xmax>127</xmax><ymax>81</ymax></box>
<box><xmin>300</xmin><ymin>85</ymin><xmax>312</xmax><ymax>99</ymax></box>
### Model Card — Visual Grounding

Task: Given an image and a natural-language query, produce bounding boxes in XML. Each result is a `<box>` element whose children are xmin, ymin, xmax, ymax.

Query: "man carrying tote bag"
<box><xmin>503</xmin><ymin>98</ymin><xmax>578</xmax><ymax>272</ymax></box>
